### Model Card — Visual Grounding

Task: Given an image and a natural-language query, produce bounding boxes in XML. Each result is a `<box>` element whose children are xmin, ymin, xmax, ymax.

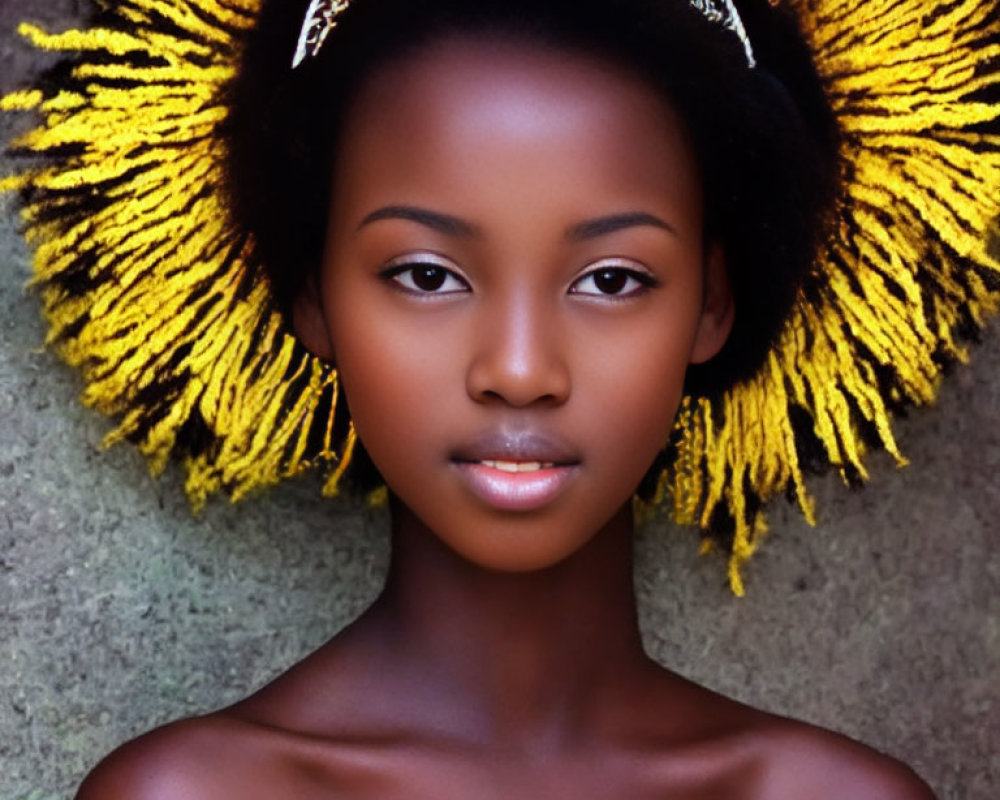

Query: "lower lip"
<box><xmin>453</xmin><ymin>462</ymin><xmax>578</xmax><ymax>512</ymax></box>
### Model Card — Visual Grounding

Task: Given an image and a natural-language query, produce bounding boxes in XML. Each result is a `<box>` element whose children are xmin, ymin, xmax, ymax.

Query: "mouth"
<box><xmin>451</xmin><ymin>430</ymin><xmax>581</xmax><ymax>512</ymax></box>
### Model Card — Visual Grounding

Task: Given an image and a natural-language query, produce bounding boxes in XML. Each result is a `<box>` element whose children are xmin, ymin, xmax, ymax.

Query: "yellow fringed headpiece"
<box><xmin>3</xmin><ymin>0</ymin><xmax>999</xmax><ymax>594</ymax></box>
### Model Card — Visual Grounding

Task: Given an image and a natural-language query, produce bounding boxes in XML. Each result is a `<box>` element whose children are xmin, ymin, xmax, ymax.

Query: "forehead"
<box><xmin>331</xmin><ymin>36</ymin><xmax>703</xmax><ymax>236</ymax></box>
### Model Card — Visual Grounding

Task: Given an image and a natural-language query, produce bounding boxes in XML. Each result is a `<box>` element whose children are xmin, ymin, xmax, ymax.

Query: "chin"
<box><xmin>428</xmin><ymin>504</ymin><xmax>632</xmax><ymax>575</ymax></box>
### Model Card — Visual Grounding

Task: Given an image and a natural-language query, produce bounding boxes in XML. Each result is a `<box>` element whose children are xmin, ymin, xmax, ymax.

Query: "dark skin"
<box><xmin>77</xmin><ymin>37</ymin><xmax>935</xmax><ymax>800</ymax></box>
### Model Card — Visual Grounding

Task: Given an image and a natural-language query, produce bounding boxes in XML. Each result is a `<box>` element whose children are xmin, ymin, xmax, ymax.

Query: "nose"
<box><xmin>465</xmin><ymin>291</ymin><xmax>571</xmax><ymax>408</ymax></box>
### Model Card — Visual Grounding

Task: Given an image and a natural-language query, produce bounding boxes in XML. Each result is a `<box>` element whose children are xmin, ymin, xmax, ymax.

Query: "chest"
<box><xmin>258</xmin><ymin>740</ymin><xmax>762</xmax><ymax>800</ymax></box>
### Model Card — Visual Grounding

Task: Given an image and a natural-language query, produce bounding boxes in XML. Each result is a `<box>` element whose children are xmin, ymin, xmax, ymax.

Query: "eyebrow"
<box><xmin>358</xmin><ymin>205</ymin><xmax>478</xmax><ymax>237</ymax></box>
<box><xmin>568</xmin><ymin>212</ymin><xmax>677</xmax><ymax>241</ymax></box>
<box><xmin>357</xmin><ymin>206</ymin><xmax>675</xmax><ymax>241</ymax></box>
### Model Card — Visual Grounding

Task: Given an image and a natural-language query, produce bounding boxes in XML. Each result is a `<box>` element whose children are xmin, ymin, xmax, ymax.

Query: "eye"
<box><xmin>569</xmin><ymin>260</ymin><xmax>656</xmax><ymax>298</ymax></box>
<box><xmin>382</xmin><ymin>253</ymin><xmax>470</xmax><ymax>295</ymax></box>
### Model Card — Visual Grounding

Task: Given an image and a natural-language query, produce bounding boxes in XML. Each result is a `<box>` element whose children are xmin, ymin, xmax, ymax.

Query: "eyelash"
<box><xmin>380</xmin><ymin>255</ymin><xmax>657</xmax><ymax>299</ymax></box>
<box><xmin>569</xmin><ymin>260</ymin><xmax>658</xmax><ymax>299</ymax></box>
<box><xmin>380</xmin><ymin>254</ymin><xmax>470</xmax><ymax>296</ymax></box>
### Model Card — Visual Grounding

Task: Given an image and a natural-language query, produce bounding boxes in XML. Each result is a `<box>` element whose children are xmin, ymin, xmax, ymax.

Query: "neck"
<box><xmin>357</xmin><ymin>498</ymin><xmax>652</xmax><ymax>750</ymax></box>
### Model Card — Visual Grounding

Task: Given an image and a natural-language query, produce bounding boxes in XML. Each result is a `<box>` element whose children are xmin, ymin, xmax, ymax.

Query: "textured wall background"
<box><xmin>1</xmin><ymin>2</ymin><xmax>998</xmax><ymax>798</ymax></box>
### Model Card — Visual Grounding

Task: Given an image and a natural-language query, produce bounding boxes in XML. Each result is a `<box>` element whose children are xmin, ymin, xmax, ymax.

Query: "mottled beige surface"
<box><xmin>1</xmin><ymin>2</ymin><xmax>998</xmax><ymax>798</ymax></box>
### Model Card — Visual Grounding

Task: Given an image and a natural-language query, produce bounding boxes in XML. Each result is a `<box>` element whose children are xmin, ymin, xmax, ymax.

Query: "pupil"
<box><xmin>413</xmin><ymin>267</ymin><xmax>446</xmax><ymax>291</ymax></box>
<box><xmin>595</xmin><ymin>270</ymin><xmax>627</xmax><ymax>294</ymax></box>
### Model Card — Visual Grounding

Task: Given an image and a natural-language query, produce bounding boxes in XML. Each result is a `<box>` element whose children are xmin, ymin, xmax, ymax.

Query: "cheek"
<box><xmin>328</xmin><ymin>307</ymin><xmax>458</xmax><ymax>472</ymax></box>
<box><xmin>570</xmin><ymin>307</ymin><xmax>699</xmax><ymax>499</ymax></box>
<box><xmin>585</xmin><ymin>355</ymin><xmax>686</xmax><ymax>488</ymax></box>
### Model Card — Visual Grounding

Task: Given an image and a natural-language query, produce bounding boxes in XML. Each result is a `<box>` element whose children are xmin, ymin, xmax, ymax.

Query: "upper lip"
<box><xmin>451</xmin><ymin>428</ymin><xmax>581</xmax><ymax>466</ymax></box>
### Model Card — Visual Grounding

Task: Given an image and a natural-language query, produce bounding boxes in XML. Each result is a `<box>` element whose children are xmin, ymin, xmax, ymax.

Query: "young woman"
<box><xmin>4</xmin><ymin>0</ymin><xmax>998</xmax><ymax>797</ymax></box>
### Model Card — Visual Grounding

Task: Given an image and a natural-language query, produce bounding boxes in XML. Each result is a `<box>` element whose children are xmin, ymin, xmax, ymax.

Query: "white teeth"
<box><xmin>480</xmin><ymin>460</ymin><xmax>555</xmax><ymax>472</ymax></box>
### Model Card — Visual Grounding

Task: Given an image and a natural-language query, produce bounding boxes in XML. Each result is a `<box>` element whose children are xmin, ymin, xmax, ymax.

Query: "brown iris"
<box><xmin>412</xmin><ymin>266</ymin><xmax>449</xmax><ymax>292</ymax></box>
<box><xmin>593</xmin><ymin>269</ymin><xmax>629</xmax><ymax>295</ymax></box>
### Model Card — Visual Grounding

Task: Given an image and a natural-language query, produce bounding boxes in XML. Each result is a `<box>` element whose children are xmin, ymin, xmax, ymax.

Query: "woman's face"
<box><xmin>296</xmin><ymin>37</ymin><xmax>733</xmax><ymax>571</ymax></box>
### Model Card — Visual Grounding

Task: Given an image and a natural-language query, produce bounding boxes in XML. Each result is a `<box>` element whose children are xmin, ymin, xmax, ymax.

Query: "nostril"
<box><xmin>468</xmin><ymin>374</ymin><xmax>570</xmax><ymax>409</ymax></box>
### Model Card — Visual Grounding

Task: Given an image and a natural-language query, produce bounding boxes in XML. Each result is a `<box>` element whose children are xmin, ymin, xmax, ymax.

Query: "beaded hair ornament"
<box><xmin>293</xmin><ymin>0</ymin><xmax>757</xmax><ymax>68</ymax></box>
<box><xmin>2</xmin><ymin>0</ymin><xmax>999</xmax><ymax>594</ymax></box>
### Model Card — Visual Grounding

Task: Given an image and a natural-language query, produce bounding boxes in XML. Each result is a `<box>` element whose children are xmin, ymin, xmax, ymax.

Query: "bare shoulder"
<box><xmin>756</xmin><ymin>720</ymin><xmax>937</xmax><ymax>800</ymax></box>
<box><xmin>629</xmin><ymin>668</ymin><xmax>934</xmax><ymax>800</ymax></box>
<box><xmin>75</xmin><ymin>714</ymin><xmax>279</xmax><ymax>800</ymax></box>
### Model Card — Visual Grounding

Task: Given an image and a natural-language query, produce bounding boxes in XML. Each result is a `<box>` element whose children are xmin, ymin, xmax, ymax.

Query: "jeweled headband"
<box><xmin>292</xmin><ymin>0</ymin><xmax>758</xmax><ymax>68</ymax></box>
